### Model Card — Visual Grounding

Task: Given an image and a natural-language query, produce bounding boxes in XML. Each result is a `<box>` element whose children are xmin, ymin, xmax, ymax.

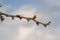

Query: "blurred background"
<box><xmin>0</xmin><ymin>0</ymin><xmax>60</xmax><ymax>40</ymax></box>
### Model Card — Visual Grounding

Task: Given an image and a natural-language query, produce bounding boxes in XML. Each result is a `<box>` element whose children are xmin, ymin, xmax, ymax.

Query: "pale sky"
<box><xmin>0</xmin><ymin>0</ymin><xmax>60</xmax><ymax>40</ymax></box>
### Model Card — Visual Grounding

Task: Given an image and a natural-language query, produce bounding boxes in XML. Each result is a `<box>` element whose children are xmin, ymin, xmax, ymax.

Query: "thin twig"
<box><xmin>0</xmin><ymin>12</ymin><xmax>51</xmax><ymax>27</ymax></box>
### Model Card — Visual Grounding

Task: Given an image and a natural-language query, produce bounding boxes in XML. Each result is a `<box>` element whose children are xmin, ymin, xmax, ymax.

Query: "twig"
<box><xmin>0</xmin><ymin>12</ymin><xmax>51</xmax><ymax>27</ymax></box>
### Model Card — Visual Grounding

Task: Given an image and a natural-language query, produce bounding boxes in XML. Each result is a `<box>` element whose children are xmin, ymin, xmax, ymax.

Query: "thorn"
<box><xmin>43</xmin><ymin>24</ymin><xmax>47</xmax><ymax>27</ymax></box>
<box><xmin>0</xmin><ymin>16</ymin><xmax>5</xmax><ymax>22</ymax></box>
<box><xmin>27</xmin><ymin>19</ymin><xmax>30</xmax><ymax>22</ymax></box>
<box><xmin>16</xmin><ymin>15</ymin><xmax>22</xmax><ymax>20</ymax></box>
<box><xmin>12</xmin><ymin>16</ymin><xmax>14</xmax><ymax>20</ymax></box>
<box><xmin>5</xmin><ymin>15</ymin><xmax>10</xmax><ymax>17</ymax></box>
<box><xmin>27</xmin><ymin>18</ymin><xmax>31</xmax><ymax>22</ymax></box>
<box><xmin>19</xmin><ymin>17</ymin><xmax>22</xmax><ymax>20</ymax></box>
<box><xmin>16</xmin><ymin>15</ymin><xmax>20</xmax><ymax>18</ymax></box>
<box><xmin>32</xmin><ymin>15</ymin><xmax>36</xmax><ymax>20</ymax></box>
<box><xmin>19</xmin><ymin>16</ymin><xmax>23</xmax><ymax>20</ymax></box>
<box><xmin>36</xmin><ymin>22</ymin><xmax>40</xmax><ymax>26</ymax></box>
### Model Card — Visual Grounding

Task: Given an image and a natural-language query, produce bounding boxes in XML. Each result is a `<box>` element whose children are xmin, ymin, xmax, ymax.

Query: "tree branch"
<box><xmin>0</xmin><ymin>12</ymin><xmax>51</xmax><ymax>27</ymax></box>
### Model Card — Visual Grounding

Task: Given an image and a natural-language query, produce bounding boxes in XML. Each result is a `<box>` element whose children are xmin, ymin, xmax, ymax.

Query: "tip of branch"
<box><xmin>43</xmin><ymin>21</ymin><xmax>51</xmax><ymax>27</ymax></box>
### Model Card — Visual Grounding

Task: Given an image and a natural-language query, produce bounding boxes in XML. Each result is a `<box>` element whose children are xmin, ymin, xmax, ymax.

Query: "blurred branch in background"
<box><xmin>0</xmin><ymin>3</ymin><xmax>2</xmax><ymax>7</ymax></box>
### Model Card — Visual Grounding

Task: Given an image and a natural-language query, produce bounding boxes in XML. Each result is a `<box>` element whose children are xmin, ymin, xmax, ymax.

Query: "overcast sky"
<box><xmin>0</xmin><ymin>0</ymin><xmax>60</xmax><ymax>40</ymax></box>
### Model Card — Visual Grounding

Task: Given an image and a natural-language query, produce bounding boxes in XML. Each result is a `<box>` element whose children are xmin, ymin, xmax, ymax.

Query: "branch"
<box><xmin>0</xmin><ymin>12</ymin><xmax>51</xmax><ymax>27</ymax></box>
